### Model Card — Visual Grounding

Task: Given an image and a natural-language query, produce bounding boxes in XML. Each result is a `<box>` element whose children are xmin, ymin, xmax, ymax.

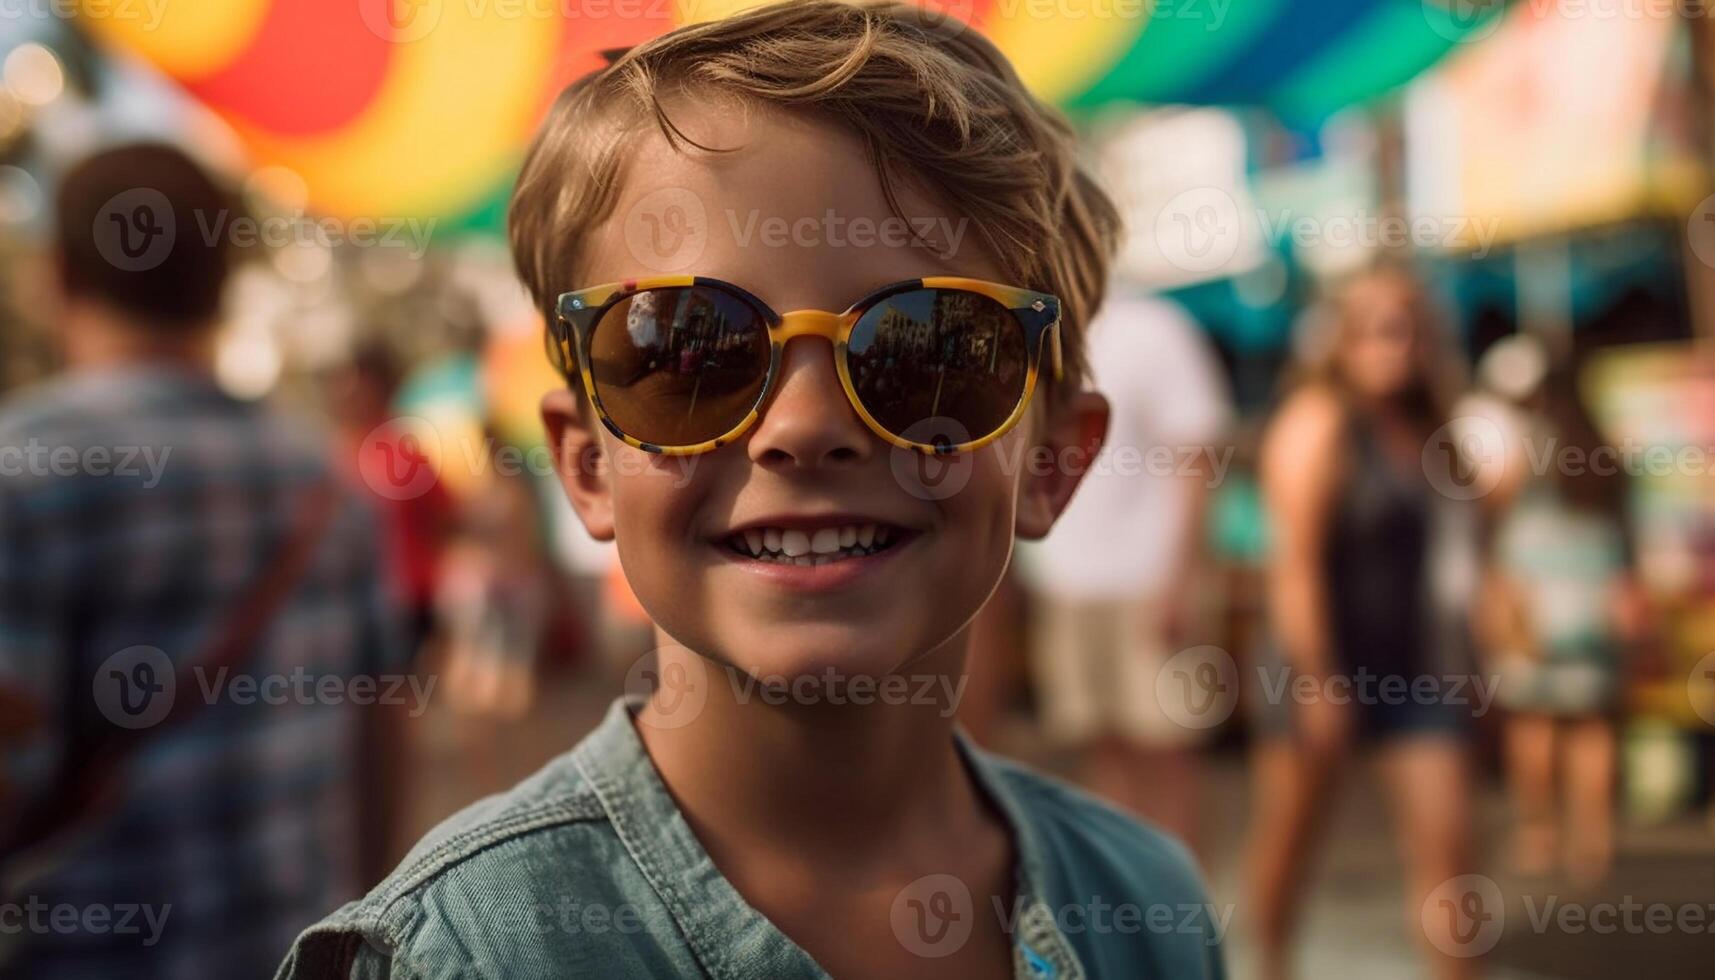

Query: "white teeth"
<box><xmin>728</xmin><ymin>522</ymin><xmax>906</xmax><ymax>563</ymax></box>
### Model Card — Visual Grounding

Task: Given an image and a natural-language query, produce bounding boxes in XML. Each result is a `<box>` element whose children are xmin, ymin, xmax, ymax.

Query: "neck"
<box><xmin>635</xmin><ymin>631</ymin><xmax>984</xmax><ymax>867</ymax></box>
<box><xmin>62</xmin><ymin>303</ymin><xmax>217</xmax><ymax>376</ymax></box>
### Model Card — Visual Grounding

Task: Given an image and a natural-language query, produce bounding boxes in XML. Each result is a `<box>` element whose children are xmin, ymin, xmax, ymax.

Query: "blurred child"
<box><xmin>1488</xmin><ymin>360</ymin><xmax>1635</xmax><ymax>885</ymax></box>
<box><xmin>436</xmin><ymin>426</ymin><xmax>552</xmax><ymax>720</ymax></box>
<box><xmin>326</xmin><ymin>342</ymin><xmax>456</xmax><ymax>661</ymax></box>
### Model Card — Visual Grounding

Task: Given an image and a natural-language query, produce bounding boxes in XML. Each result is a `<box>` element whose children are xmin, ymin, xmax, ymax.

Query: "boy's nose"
<box><xmin>746</xmin><ymin>337</ymin><xmax>874</xmax><ymax>469</ymax></box>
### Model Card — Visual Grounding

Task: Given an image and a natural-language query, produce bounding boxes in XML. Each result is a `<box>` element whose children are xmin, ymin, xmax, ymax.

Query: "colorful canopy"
<box><xmin>1078</xmin><ymin>0</ymin><xmax>1507</xmax><ymax>120</ymax></box>
<box><xmin>77</xmin><ymin>0</ymin><xmax>1502</xmax><ymax>230</ymax></box>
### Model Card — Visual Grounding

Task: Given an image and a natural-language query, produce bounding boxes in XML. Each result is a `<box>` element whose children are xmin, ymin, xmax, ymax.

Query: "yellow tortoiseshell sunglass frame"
<box><xmin>548</xmin><ymin>275</ymin><xmax>1063</xmax><ymax>456</ymax></box>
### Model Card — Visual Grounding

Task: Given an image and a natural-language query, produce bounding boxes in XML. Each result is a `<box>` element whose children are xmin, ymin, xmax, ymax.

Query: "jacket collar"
<box><xmin>573</xmin><ymin>696</ymin><xmax>1082</xmax><ymax>980</ymax></box>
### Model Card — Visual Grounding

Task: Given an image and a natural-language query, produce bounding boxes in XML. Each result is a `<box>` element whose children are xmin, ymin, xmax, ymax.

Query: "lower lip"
<box><xmin>712</xmin><ymin>532</ymin><xmax>919</xmax><ymax>593</ymax></box>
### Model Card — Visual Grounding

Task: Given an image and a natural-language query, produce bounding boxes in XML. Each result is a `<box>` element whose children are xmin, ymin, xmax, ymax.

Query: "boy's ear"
<box><xmin>541</xmin><ymin>387</ymin><xmax>616</xmax><ymax>541</ymax></box>
<box><xmin>1014</xmin><ymin>390</ymin><xmax>1109</xmax><ymax>541</ymax></box>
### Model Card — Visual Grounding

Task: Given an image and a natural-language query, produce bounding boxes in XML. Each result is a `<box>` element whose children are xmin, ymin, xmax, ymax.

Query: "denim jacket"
<box><xmin>276</xmin><ymin>697</ymin><xmax>1227</xmax><ymax>979</ymax></box>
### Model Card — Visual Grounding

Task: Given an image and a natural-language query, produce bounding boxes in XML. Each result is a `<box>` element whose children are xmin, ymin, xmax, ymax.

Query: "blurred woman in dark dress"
<box><xmin>1247</xmin><ymin>266</ymin><xmax>1484</xmax><ymax>980</ymax></box>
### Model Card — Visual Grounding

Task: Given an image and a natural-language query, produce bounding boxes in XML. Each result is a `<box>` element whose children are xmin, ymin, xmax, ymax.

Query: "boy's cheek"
<box><xmin>605</xmin><ymin>446</ymin><xmax>716</xmax><ymax>542</ymax></box>
<box><xmin>977</xmin><ymin>430</ymin><xmax>1033</xmax><ymax>504</ymax></box>
<box><xmin>945</xmin><ymin>443</ymin><xmax>1027</xmax><ymax>551</ymax></box>
<box><xmin>607</xmin><ymin>443</ymin><xmax>707</xmax><ymax>495</ymax></box>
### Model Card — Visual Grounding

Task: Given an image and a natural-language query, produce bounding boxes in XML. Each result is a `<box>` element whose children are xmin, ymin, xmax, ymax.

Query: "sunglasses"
<box><xmin>548</xmin><ymin>276</ymin><xmax>1063</xmax><ymax>456</ymax></box>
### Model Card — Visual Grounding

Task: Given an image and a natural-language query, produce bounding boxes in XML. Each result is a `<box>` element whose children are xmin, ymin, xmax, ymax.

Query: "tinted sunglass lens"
<box><xmin>845</xmin><ymin>288</ymin><xmax>1029</xmax><ymax>446</ymax></box>
<box><xmin>587</xmin><ymin>286</ymin><xmax>770</xmax><ymax>449</ymax></box>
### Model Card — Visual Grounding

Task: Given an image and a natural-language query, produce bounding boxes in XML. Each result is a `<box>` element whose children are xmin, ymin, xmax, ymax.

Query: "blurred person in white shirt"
<box><xmin>1016</xmin><ymin>293</ymin><xmax>1233</xmax><ymax>848</ymax></box>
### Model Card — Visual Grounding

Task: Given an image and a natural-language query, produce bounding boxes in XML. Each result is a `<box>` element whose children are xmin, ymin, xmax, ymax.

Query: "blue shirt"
<box><xmin>277</xmin><ymin>696</ymin><xmax>1227</xmax><ymax>979</ymax></box>
<box><xmin>0</xmin><ymin>365</ymin><xmax>402</xmax><ymax>979</ymax></box>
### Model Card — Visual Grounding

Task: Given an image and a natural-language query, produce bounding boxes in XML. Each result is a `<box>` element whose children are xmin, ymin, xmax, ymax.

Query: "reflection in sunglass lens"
<box><xmin>845</xmin><ymin>288</ymin><xmax>1028</xmax><ymax>446</ymax></box>
<box><xmin>588</xmin><ymin>286</ymin><xmax>770</xmax><ymax>448</ymax></box>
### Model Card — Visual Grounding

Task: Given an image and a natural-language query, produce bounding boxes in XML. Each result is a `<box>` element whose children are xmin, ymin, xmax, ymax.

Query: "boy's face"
<box><xmin>543</xmin><ymin>99</ymin><xmax>1106</xmax><ymax>685</ymax></box>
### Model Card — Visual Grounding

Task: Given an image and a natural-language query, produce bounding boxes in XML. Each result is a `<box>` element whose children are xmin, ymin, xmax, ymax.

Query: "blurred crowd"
<box><xmin>3</xmin><ymin>139</ymin><xmax>1713</xmax><ymax>980</ymax></box>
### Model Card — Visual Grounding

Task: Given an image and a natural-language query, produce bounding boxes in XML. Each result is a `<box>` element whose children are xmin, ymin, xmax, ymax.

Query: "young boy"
<box><xmin>277</xmin><ymin>3</ymin><xmax>1226</xmax><ymax>977</ymax></box>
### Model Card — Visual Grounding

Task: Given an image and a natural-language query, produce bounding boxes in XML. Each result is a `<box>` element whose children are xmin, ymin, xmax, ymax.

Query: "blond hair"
<box><xmin>507</xmin><ymin>0</ymin><xmax>1119</xmax><ymax>398</ymax></box>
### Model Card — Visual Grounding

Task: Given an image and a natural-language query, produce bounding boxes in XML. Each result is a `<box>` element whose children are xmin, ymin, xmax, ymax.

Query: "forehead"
<box><xmin>582</xmin><ymin>97</ymin><xmax>1005</xmax><ymax>312</ymax></box>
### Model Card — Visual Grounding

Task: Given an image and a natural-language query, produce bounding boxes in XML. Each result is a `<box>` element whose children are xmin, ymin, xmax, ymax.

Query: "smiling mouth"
<box><xmin>722</xmin><ymin>522</ymin><xmax>909</xmax><ymax>566</ymax></box>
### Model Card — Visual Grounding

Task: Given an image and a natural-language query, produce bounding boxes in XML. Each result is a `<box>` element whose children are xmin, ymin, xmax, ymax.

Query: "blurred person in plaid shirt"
<box><xmin>0</xmin><ymin>144</ymin><xmax>410</xmax><ymax>979</ymax></box>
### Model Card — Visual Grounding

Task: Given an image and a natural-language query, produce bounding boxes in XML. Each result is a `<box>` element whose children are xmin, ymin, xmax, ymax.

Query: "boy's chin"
<box><xmin>729</xmin><ymin>647</ymin><xmax>909</xmax><ymax>685</ymax></box>
<box><xmin>716</xmin><ymin>634</ymin><xmax>934</xmax><ymax>694</ymax></box>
